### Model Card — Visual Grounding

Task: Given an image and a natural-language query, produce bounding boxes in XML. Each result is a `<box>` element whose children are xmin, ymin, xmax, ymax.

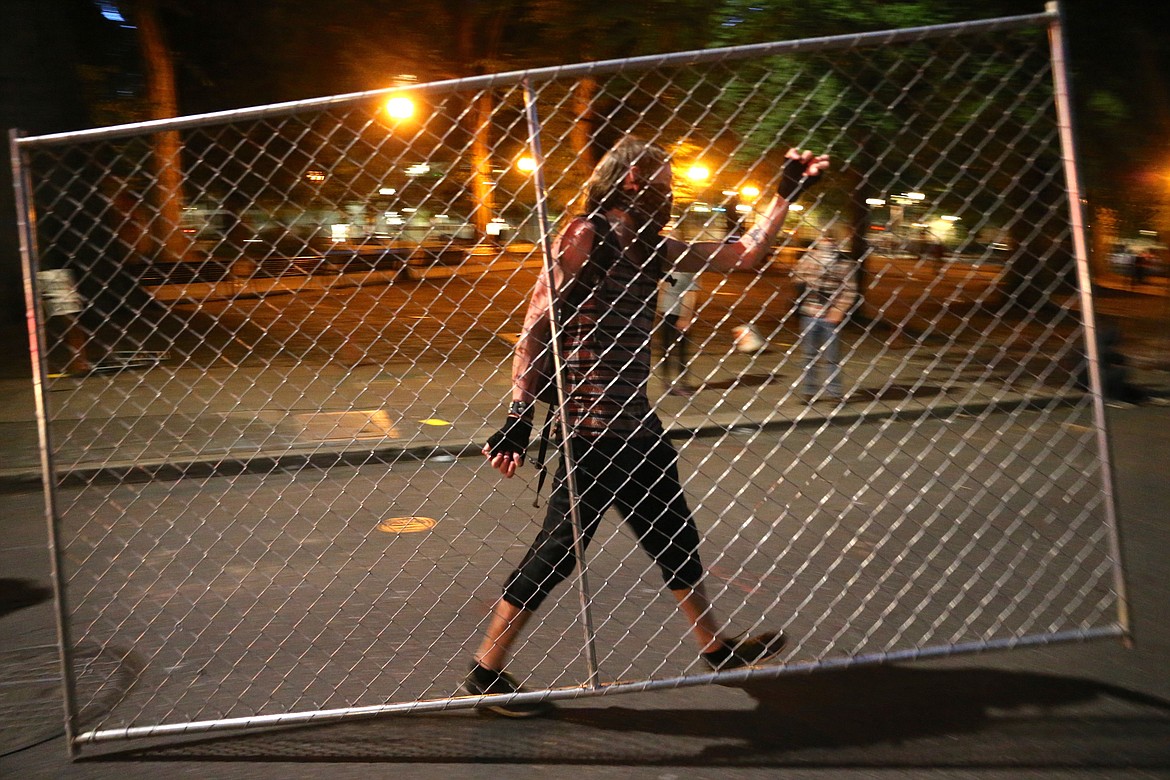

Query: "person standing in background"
<box><xmin>657</xmin><ymin>270</ymin><xmax>701</xmax><ymax>396</ymax></box>
<box><xmin>793</xmin><ymin>231</ymin><xmax>857</xmax><ymax>403</ymax></box>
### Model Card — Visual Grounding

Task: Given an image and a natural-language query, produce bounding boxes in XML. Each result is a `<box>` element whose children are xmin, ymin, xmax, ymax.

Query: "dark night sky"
<box><xmin>72</xmin><ymin>1</ymin><xmax>1169</xmax><ymax>120</ymax></box>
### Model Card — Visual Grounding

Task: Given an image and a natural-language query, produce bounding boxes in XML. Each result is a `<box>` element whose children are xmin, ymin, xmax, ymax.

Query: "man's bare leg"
<box><xmin>672</xmin><ymin>583</ymin><xmax>725</xmax><ymax>652</ymax></box>
<box><xmin>674</xmin><ymin>582</ymin><xmax>788</xmax><ymax>668</ymax></box>
<box><xmin>474</xmin><ymin>597</ymin><xmax>532</xmax><ymax>671</ymax></box>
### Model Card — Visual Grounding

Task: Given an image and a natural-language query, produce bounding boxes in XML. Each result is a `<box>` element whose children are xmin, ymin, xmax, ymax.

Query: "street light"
<box><xmin>385</xmin><ymin>95</ymin><xmax>416</xmax><ymax>121</ymax></box>
<box><xmin>685</xmin><ymin>163</ymin><xmax>710</xmax><ymax>183</ymax></box>
<box><xmin>515</xmin><ymin>155</ymin><xmax>537</xmax><ymax>173</ymax></box>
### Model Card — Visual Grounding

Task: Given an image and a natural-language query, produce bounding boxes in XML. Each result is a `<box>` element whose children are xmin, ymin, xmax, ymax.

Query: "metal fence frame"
<box><xmin>10</xmin><ymin>2</ymin><xmax>1130</xmax><ymax>755</ymax></box>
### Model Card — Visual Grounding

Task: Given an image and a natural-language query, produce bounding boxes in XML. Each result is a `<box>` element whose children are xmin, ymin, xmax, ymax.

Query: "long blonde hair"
<box><xmin>582</xmin><ymin>137</ymin><xmax>670</xmax><ymax>214</ymax></box>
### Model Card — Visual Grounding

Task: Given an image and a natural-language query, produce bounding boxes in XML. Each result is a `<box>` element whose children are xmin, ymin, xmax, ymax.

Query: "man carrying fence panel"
<box><xmin>470</xmin><ymin>137</ymin><xmax>829</xmax><ymax>717</ymax></box>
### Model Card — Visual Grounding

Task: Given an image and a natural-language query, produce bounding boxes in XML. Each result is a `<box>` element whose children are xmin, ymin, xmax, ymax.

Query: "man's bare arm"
<box><xmin>669</xmin><ymin>149</ymin><xmax>830</xmax><ymax>274</ymax></box>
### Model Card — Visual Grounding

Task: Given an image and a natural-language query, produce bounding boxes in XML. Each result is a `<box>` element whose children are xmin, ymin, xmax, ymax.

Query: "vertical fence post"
<box><xmin>1046</xmin><ymin>1</ymin><xmax>1132</xmax><ymax>643</ymax></box>
<box><xmin>9</xmin><ymin>128</ymin><xmax>82</xmax><ymax>754</ymax></box>
<box><xmin>522</xmin><ymin>79</ymin><xmax>601</xmax><ymax>687</ymax></box>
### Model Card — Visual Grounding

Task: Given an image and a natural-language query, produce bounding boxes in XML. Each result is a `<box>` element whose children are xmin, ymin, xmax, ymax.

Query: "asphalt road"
<box><xmin>2</xmin><ymin>403</ymin><xmax>1167</xmax><ymax>778</ymax></box>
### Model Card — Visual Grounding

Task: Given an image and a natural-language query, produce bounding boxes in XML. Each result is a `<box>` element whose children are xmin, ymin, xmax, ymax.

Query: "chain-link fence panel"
<box><xmin>12</xmin><ymin>8</ymin><xmax>1128</xmax><ymax>752</ymax></box>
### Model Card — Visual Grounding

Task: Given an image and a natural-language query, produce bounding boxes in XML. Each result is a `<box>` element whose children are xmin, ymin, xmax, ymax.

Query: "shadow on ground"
<box><xmin>0</xmin><ymin>579</ymin><xmax>52</xmax><ymax>618</ymax></box>
<box><xmin>101</xmin><ymin>666</ymin><xmax>1170</xmax><ymax>768</ymax></box>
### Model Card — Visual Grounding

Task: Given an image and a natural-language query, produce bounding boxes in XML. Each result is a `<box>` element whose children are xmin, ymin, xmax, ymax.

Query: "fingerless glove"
<box><xmin>777</xmin><ymin>156</ymin><xmax>822</xmax><ymax>201</ymax></box>
<box><xmin>486</xmin><ymin>412</ymin><xmax>533</xmax><ymax>461</ymax></box>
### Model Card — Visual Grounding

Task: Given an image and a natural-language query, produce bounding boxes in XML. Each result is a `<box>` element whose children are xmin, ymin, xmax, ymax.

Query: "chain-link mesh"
<box><xmin>13</xmin><ymin>10</ymin><xmax>1127</xmax><ymax>750</ymax></box>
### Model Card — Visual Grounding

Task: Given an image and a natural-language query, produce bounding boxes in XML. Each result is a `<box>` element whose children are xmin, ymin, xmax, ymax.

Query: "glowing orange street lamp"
<box><xmin>385</xmin><ymin>95</ymin><xmax>416</xmax><ymax>121</ymax></box>
<box><xmin>685</xmin><ymin>163</ymin><xmax>711</xmax><ymax>183</ymax></box>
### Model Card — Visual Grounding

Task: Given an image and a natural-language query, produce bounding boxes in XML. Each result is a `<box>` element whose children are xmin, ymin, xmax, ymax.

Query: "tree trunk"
<box><xmin>136</xmin><ymin>0</ymin><xmax>187</xmax><ymax>263</ymax></box>
<box><xmin>571</xmin><ymin>78</ymin><xmax>598</xmax><ymax>182</ymax></box>
<box><xmin>470</xmin><ymin>91</ymin><xmax>495</xmax><ymax>242</ymax></box>
<box><xmin>845</xmin><ymin>127</ymin><xmax>873</xmax><ymax>306</ymax></box>
<box><xmin>1092</xmin><ymin>203</ymin><xmax>1118</xmax><ymax>282</ymax></box>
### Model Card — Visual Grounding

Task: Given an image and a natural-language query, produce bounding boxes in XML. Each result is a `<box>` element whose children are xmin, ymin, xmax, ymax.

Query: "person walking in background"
<box><xmin>793</xmin><ymin>230</ymin><xmax>857</xmax><ymax>403</ymax></box>
<box><xmin>657</xmin><ymin>270</ymin><xmax>701</xmax><ymax>396</ymax></box>
<box><xmin>1108</xmin><ymin>244</ymin><xmax>1136</xmax><ymax>287</ymax></box>
<box><xmin>467</xmin><ymin>137</ymin><xmax>828</xmax><ymax>717</ymax></box>
<box><xmin>1134</xmin><ymin>248</ymin><xmax>1150</xmax><ymax>287</ymax></box>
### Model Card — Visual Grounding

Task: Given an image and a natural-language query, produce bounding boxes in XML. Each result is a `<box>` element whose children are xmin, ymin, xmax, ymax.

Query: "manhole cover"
<box><xmin>377</xmin><ymin>516</ymin><xmax>437</xmax><ymax>534</ymax></box>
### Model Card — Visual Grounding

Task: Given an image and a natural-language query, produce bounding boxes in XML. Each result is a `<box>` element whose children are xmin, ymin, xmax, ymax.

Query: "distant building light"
<box><xmin>789</xmin><ymin>204</ymin><xmax>804</xmax><ymax>212</ymax></box>
<box><xmin>865</xmin><ymin>198</ymin><xmax>886</xmax><ymax>206</ymax></box>
<box><xmin>402</xmin><ymin>207</ymin><xmax>417</xmax><ymax>213</ymax></box>
<box><xmin>685</xmin><ymin>164</ymin><xmax>710</xmax><ymax>183</ymax></box>
<box><xmin>378</xmin><ymin>187</ymin><xmax>397</xmax><ymax>196</ymax></box>
<box><xmin>330</xmin><ymin>224</ymin><xmax>349</xmax><ymax>242</ymax></box>
<box><xmin>740</xmin><ymin>185</ymin><xmax>761</xmax><ymax>200</ymax></box>
<box><xmin>735</xmin><ymin>204</ymin><xmax>752</xmax><ymax>213</ymax></box>
<box><xmin>905</xmin><ymin>192</ymin><xmax>926</xmax><ymax>201</ymax></box>
<box><xmin>405</xmin><ymin>163</ymin><xmax>430</xmax><ymax>177</ymax></box>
<box><xmin>1139</xmin><ymin>229</ymin><xmax>1158</xmax><ymax>236</ymax></box>
<box><xmin>95</xmin><ymin>0</ymin><xmax>129</xmax><ymax>24</ymax></box>
<box><xmin>941</xmin><ymin>215</ymin><xmax>960</xmax><ymax>222</ymax></box>
<box><xmin>306</xmin><ymin>170</ymin><xmax>326</xmax><ymax>182</ymax></box>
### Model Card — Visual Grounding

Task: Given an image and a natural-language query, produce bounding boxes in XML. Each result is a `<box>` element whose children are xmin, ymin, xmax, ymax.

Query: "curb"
<box><xmin>0</xmin><ymin>392</ymin><xmax>1087</xmax><ymax>489</ymax></box>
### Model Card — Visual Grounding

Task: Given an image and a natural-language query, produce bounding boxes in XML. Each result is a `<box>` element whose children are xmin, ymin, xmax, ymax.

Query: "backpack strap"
<box><xmin>531</xmin><ymin>403</ymin><xmax>557</xmax><ymax>507</ymax></box>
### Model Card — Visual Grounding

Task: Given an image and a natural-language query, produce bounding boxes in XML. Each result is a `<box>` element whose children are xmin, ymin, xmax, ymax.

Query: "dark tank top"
<box><xmin>558</xmin><ymin>214</ymin><xmax>667</xmax><ymax>440</ymax></box>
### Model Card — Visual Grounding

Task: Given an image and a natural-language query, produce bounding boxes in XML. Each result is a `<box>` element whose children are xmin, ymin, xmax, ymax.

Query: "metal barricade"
<box><xmin>10</xmin><ymin>6</ymin><xmax>1129</xmax><ymax>753</ymax></box>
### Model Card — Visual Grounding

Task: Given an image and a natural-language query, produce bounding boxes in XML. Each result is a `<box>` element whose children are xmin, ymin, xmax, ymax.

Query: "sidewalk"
<box><xmin>3</xmin><ymin>320</ymin><xmax>1148</xmax><ymax>486</ymax></box>
<box><xmin>4</xmin><ymin>255</ymin><xmax>1166</xmax><ymax>486</ymax></box>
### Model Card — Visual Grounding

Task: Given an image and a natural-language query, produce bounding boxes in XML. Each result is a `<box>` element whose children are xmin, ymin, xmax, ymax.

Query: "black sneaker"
<box><xmin>702</xmin><ymin>631</ymin><xmax>787</xmax><ymax>671</ymax></box>
<box><xmin>463</xmin><ymin>663</ymin><xmax>554</xmax><ymax>718</ymax></box>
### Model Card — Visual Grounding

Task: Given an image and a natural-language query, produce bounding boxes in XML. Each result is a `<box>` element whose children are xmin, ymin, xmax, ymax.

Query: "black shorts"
<box><xmin>502</xmin><ymin>434</ymin><xmax>705</xmax><ymax>611</ymax></box>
